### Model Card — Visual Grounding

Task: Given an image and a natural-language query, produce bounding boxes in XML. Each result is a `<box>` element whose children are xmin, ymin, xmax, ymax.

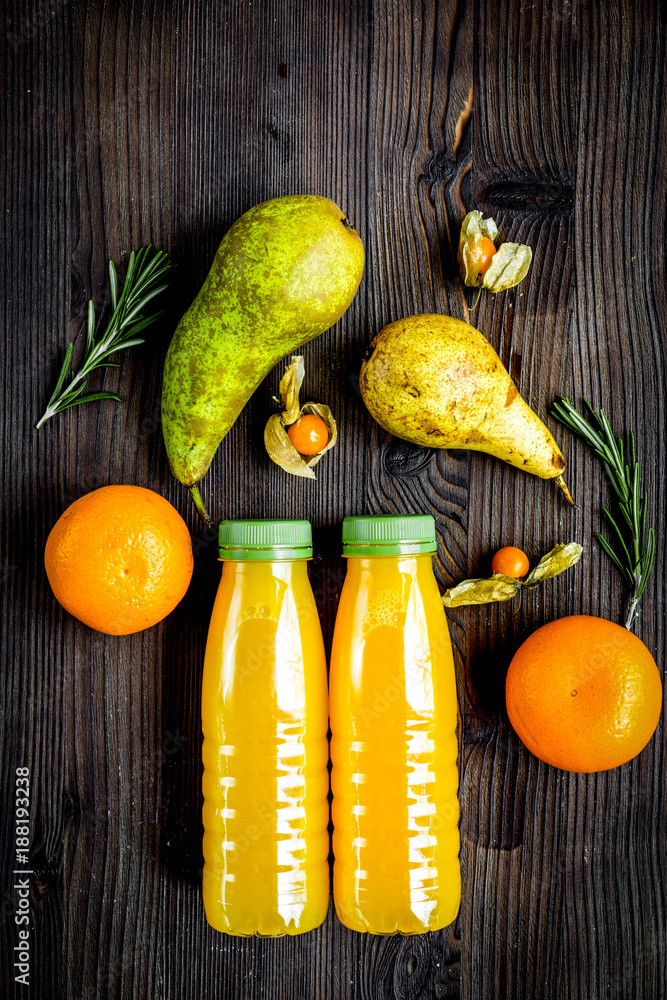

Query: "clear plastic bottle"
<box><xmin>330</xmin><ymin>515</ymin><xmax>460</xmax><ymax>934</ymax></box>
<box><xmin>201</xmin><ymin>520</ymin><xmax>329</xmax><ymax>935</ymax></box>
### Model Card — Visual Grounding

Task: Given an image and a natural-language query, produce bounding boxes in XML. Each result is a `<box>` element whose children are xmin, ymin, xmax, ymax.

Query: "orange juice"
<box><xmin>330</xmin><ymin>515</ymin><xmax>460</xmax><ymax>933</ymax></box>
<box><xmin>201</xmin><ymin>520</ymin><xmax>329</xmax><ymax>935</ymax></box>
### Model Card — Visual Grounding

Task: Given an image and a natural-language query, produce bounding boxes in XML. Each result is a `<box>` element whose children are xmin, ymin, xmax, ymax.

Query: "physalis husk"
<box><xmin>442</xmin><ymin>542</ymin><xmax>582</xmax><ymax>608</ymax></box>
<box><xmin>264</xmin><ymin>356</ymin><xmax>337</xmax><ymax>479</ymax></box>
<box><xmin>458</xmin><ymin>210</ymin><xmax>533</xmax><ymax>293</ymax></box>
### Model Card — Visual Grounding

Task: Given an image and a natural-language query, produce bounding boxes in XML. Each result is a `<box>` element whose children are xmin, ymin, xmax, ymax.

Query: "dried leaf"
<box><xmin>482</xmin><ymin>242</ymin><xmax>533</xmax><ymax>293</ymax></box>
<box><xmin>442</xmin><ymin>574</ymin><xmax>521</xmax><ymax>607</ymax></box>
<box><xmin>264</xmin><ymin>356</ymin><xmax>337</xmax><ymax>478</ymax></box>
<box><xmin>523</xmin><ymin>542</ymin><xmax>583</xmax><ymax>589</ymax></box>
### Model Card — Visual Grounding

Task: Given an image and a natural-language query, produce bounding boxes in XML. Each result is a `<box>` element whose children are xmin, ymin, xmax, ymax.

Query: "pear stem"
<box><xmin>555</xmin><ymin>474</ymin><xmax>576</xmax><ymax>506</ymax></box>
<box><xmin>189</xmin><ymin>485</ymin><xmax>214</xmax><ymax>527</ymax></box>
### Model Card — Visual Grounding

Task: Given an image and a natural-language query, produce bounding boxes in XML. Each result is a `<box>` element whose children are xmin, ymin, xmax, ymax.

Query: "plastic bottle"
<box><xmin>330</xmin><ymin>515</ymin><xmax>460</xmax><ymax>934</ymax></box>
<box><xmin>201</xmin><ymin>520</ymin><xmax>329</xmax><ymax>935</ymax></box>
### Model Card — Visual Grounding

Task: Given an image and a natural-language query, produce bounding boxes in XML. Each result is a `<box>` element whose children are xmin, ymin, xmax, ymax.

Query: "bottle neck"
<box><xmin>220</xmin><ymin>558</ymin><xmax>310</xmax><ymax>580</ymax></box>
<box><xmin>344</xmin><ymin>552</ymin><xmax>434</xmax><ymax>567</ymax></box>
<box><xmin>343</xmin><ymin>552</ymin><xmax>436</xmax><ymax>584</ymax></box>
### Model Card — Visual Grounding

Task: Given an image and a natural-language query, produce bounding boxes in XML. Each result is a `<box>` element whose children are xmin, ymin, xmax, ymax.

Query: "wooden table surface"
<box><xmin>2</xmin><ymin>1</ymin><xmax>666</xmax><ymax>997</ymax></box>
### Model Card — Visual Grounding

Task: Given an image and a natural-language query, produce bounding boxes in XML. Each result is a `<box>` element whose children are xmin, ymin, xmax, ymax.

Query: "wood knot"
<box><xmin>477</xmin><ymin>175</ymin><xmax>575</xmax><ymax>215</ymax></box>
<box><xmin>382</xmin><ymin>438</ymin><xmax>433</xmax><ymax>478</ymax></box>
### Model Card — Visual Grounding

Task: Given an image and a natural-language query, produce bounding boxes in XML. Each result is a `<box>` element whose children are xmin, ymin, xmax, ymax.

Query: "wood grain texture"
<box><xmin>459</xmin><ymin>3</ymin><xmax>579</xmax><ymax>999</ymax></box>
<box><xmin>458</xmin><ymin>2</ymin><xmax>667</xmax><ymax>1000</ymax></box>
<box><xmin>1</xmin><ymin>2</ymin><xmax>73</xmax><ymax>998</ymax></box>
<box><xmin>562</xmin><ymin>4</ymin><xmax>667</xmax><ymax>998</ymax></box>
<box><xmin>64</xmin><ymin>5</ymin><xmax>172</xmax><ymax>998</ymax></box>
<box><xmin>1</xmin><ymin>1</ymin><xmax>666</xmax><ymax>999</ymax></box>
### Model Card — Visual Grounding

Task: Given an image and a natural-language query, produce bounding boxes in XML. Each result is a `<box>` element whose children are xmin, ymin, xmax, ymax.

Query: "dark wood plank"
<box><xmin>458</xmin><ymin>3</ymin><xmax>579</xmax><ymax>998</ymax></box>
<box><xmin>360</xmin><ymin>2</ymin><xmax>474</xmax><ymax>996</ymax></box>
<box><xmin>1</xmin><ymin>3</ymin><xmax>74</xmax><ymax>998</ymax></box>
<box><xmin>457</xmin><ymin>2</ymin><xmax>667</xmax><ymax>999</ymax></box>
<box><xmin>561</xmin><ymin>4</ymin><xmax>667</xmax><ymax>998</ymax></box>
<box><xmin>0</xmin><ymin>2</ymin><xmax>171</xmax><ymax>998</ymax></box>
<box><xmin>63</xmin><ymin>1</ymin><xmax>173</xmax><ymax>994</ymax></box>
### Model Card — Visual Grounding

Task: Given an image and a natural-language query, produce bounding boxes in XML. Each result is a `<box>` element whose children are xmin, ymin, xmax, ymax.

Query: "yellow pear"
<box><xmin>360</xmin><ymin>314</ymin><xmax>572</xmax><ymax>500</ymax></box>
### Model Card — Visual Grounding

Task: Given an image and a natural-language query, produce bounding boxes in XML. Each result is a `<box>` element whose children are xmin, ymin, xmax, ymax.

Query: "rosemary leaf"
<box><xmin>85</xmin><ymin>300</ymin><xmax>95</xmax><ymax>352</ymax></box>
<box><xmin>636</xmin><ymin>530</ymin><xmax>656</xmax><ymax>601</ymax></box>
<box><xmin>109</xmin><ymin>261</ymin><xmax>118</xmax><ymax>310</ymax></box>
<box><xmin>601</xmin><ymin>508</ymin><xmax>633</xmax><ymax>567</ymax></box>
<box><xmin>36</xmin><ymin>247</ymin><xmax>172</xmax><ymax>429</ymax></box>
<box><xmin>56</xmin><ymin>391</ymin><xmax>124</xmax><ymax>412</ymax></box>
<box><xmin>596</xmin><ymin>534</ymin><xmax>635</xmax><ymax>589</ymax></box>
<box><xmin>123</xmin><ymin>309</ymin><xmax>167</xmax><ymax>339</ymax></box>
<box><xmin>48</xmin><ymin>342</ymin><xmax>74</xmax><ymax>407</ymax></box>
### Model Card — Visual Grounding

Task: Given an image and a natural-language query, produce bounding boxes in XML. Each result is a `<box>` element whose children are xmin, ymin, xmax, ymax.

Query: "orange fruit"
<box><xmin>506</xmin><ymin>615</ymin><xmax>662</xmax><ymax>772</ymax></box>
<box><xmin>45</xmin><ymin>485</ymin><xmax>193</xmax><ymax>635</ymax></box>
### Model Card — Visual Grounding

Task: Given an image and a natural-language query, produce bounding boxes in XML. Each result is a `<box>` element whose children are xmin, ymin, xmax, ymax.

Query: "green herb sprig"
<box><xmin>36</xmin><ymin>247</ymin><xmax>172</xmax><ymax>429</ymax></box>
<box><xmin>551</xmin><ymin>396</ymin><xmax>655</xmax><ymax>630</ymax></box>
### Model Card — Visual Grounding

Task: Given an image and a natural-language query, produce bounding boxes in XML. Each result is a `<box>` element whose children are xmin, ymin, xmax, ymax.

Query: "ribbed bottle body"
<box><xmin>202</xmin><ymin>559</ymin><xmax>329</xmax><ymax>935</ymax></box>
<box><xmin>330</xmin><ymin>554</ymin><xmax>460</xmax><ymax>933</ymax></box>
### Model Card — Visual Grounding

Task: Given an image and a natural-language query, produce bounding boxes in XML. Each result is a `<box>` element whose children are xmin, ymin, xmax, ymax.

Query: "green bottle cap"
<box><xmin>218</xmin><ymin>519</ymin><xmax>313</xmax><ymax>560</ymax></box>
<box><xmin>342</xmin><ymin>515</ymin><xmax>437</xmax><ymax>556</ymax></box>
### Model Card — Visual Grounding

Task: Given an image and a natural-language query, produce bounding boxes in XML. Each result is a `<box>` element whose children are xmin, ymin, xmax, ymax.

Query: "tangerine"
<box><xmin>45</xmin><ymin>485</ymin><xmax>193</xmax><ymax>635</ymax></box>
<box><xmin>506</xmin><ymin>615</ymin><xmax>662</xmax><ymax>772</ymax></box>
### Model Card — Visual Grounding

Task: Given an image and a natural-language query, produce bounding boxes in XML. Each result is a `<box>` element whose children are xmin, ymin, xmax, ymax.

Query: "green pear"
<box><xmin>161</xmin><ymin>195</ymin><xmax>364</xmax><ymax>521</ymax></box>
<box><xmin>360</xmin><ymin>314</ymin><xmax>572</xmax><ymax>501</ymax></box>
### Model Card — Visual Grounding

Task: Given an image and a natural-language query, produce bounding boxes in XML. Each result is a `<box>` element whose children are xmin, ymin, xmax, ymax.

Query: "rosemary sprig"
<box><xmin>36</xmin><ymin>246</ymin><xmax>172</xmax><ymax>429</ymax></box>
<box><xmin>551</xmin><ymin>396</ymin><xmax>655</xmax><ymax>630</ymax></box>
